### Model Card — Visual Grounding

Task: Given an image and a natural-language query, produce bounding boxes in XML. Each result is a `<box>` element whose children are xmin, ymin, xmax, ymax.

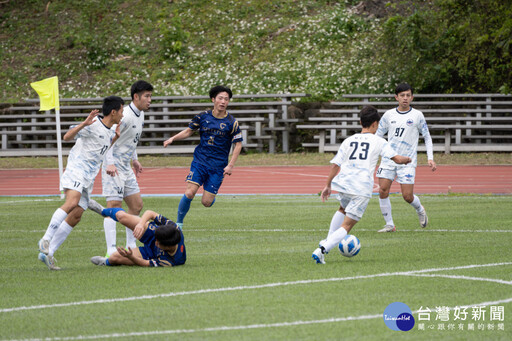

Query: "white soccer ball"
<box><xmin>338</xmin><ymin>235</ymin><xmax>361</xmax><ymax>257</ymax></box>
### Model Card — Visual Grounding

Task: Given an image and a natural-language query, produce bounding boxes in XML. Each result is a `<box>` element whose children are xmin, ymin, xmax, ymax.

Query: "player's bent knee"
<box><xmin>403</xmin><ymin>194</ymin><xmax>414</xmax><ymax>203</ymax></box>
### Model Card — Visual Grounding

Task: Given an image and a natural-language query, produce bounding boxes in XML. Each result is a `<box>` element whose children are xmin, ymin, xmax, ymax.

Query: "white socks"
<box><xmin>104</xmin><ymin>217</ymin><xmax>138</xmax><ymax>256</ymax></box>
<box><xmin>379</xmin><ymin>197</ymin><xmax>394</xmax><ymax>226</ymax></box>
<box><xmin>320</xmin><ymin>227</ymin><xmax>348</xmax><ymax>253</ymax></box>
<box><xmin>104</xmin><ymin>218</ymin><xmax>117</xmax><ymax>256</ymax></box>
<box><xmin>43</xmin><ymin>208</ymin><xmax>68</xmax><ymax>242</ymax></box>
<box><xmin>410</xmin><ymin>195</ymin><xmax>423</xmax><ymax>212</ymax></box>
<box><xmin>328</xmin><ymin>211</ymin><xmax>345</xmax><ymax>237</ymax></box>
<box><xmin>48</xmin><ymin>221</ymin><xmax>73</xmax><ymax>257</ymax></box>
<box><xmin>126</xmin><ymin>226</ymin><xmax>137</xmax><ymax>249</ymax></box>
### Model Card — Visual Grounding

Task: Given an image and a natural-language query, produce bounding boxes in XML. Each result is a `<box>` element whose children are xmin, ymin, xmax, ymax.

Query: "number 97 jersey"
<box><xmin>330</xmin><ymin>133</ymin><xmax>397</xmax><ymax>198</ymax></box>
<box><xmin>376</xmin><ymin>107</ymin><xmax>429</xmax><ymax>168</ymax></box>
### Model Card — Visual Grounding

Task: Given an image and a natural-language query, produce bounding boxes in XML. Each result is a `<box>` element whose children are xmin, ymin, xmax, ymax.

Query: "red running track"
<box><xmin>0</xmin><ymin>165</ymin><xmax>511</xmax><ymax>196</ymax></box>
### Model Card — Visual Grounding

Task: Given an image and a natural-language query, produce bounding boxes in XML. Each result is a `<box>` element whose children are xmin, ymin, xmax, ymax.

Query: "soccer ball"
<box><xmin>338</xmin><ymin>235</ymin><xmax>361</xmax><ymax>257</ymax></box>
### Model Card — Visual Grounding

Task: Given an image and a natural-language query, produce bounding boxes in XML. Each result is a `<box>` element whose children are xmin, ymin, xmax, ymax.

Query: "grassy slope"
<box><xmin>0</xmin><ymin>0</ymin><xmax>380</xmax><ymax>103</ymax></box>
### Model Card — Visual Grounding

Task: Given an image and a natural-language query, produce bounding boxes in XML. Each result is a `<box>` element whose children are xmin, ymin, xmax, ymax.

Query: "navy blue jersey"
<box><xmin>189</xmin><ymin>110</ymin><xmax>243</xmax><ymax>169</ymax></box>
<box><xmin>138</xmin><ymin>215</ymin><xmax>186</xmax><ymax>267</ymax></box>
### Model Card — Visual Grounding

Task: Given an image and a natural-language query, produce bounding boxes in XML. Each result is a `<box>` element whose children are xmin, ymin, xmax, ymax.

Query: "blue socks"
<box><xmin>102</xmin><ymin>208</ymin><xmax>125</xmax><ymax>222</ymax></box>
<box><xmin>177</xmin><ymin>195</ymin><xmax>193</xmax><ymax>224</ymax></box>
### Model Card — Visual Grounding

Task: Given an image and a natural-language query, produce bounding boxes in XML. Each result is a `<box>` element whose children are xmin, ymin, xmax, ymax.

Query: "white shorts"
<box><xmin>101</xmin><ymin>168</ymin><xmax>140</xmax><ymax>201</ymax></box>
<box><xmin>376</xmin><ymin>165</ymin><xmax>416</xmax><ymax>184</ymax></box>
<box><xmin>336</xmin><ymin>193</ymin><xmax>370</xmax><ymax>221</ymax></box>
<box><xmin>61</xmin><ymin>169</ymin><xmax>94</xmax><ymax>210</ymax></box>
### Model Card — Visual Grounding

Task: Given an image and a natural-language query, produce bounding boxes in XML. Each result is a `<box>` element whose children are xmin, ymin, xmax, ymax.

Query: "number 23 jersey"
<box><xmin>330</xmin><ymin>133</ymin><xmax>397</xmax><ymax>198</ymax></box>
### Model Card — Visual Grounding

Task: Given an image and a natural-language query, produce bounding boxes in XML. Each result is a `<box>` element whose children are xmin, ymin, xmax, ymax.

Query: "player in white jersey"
<box><xmin>101</xmin><ymin>80</ymin><xmax>153</xmax><ymax>256</ymax></box>
<box><xmin>375</xmin><ymin>83</ymin><xmax>437</xmax><ymax>233</ymax></box>
<box><xmin>37</xmin><ymin>96</ymin><xmax>124</xmax><ymax>270</ymax></box>
<box><xmin>312</xmin><ymin>106</ymin><xmax>411</xmax><ymax>264</ymax></box>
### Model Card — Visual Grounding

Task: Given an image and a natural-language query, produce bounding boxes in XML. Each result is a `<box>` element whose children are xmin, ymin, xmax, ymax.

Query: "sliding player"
<box><xmin>88</xmin><ymin>199</ymin><xmax>185</xmax><ymax>267</ymax></box>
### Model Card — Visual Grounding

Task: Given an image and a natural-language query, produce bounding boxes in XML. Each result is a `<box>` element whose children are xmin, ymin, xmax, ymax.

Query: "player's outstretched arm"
<box><xmin>321</xmin><ymin>164</ymin><xmax>340</xmax><ymax>202</ymax></box>
<box><xmin>63</xmin><ymin>109</ymin><xmax>99</xmax><ymax>141</ymax></box>
<box><xmin>163</xmin><ymin>128</ymin><xmax>195</xmax><ymax>147</ymax></box>
<box><xmin>116</xmin><ymin>247</ymin><xmax>150</xmax><ymax>267</ymax></box>
<box><xmin>133</xmin><ymin>210</ymin><xmax>159</xmax><ymax>239</ymax></box>
<box><xmin>391</xmin><ymin>155</ymin><xmax>412</xmax><ymax>165</ymax></box>
<box><xmin>224</xmin><ymin>141</ymin><xmax>242</xmax><ymax>175</ymax></box>
<box><xmin>428</xmin><ymin>159</ymin><xmax>437</xmax><ymax>172</ymax></box>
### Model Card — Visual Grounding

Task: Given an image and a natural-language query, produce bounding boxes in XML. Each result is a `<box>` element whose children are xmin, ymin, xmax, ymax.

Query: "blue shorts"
<box><xmin>186</xmin><ymin>161</ymin><xmax>225</xmax><ymax>195</ymax></box>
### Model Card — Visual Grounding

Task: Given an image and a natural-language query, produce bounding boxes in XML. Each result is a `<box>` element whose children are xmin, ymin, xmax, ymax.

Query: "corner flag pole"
<box><xmin>30</xmin><ymin>76</ymin><xmax>64</xmax><ymax>198</ymax></box>
<box><xmin>55</xmin><ymin>107</ymin><xmax>64</xmax><ymax>199</ymax></box>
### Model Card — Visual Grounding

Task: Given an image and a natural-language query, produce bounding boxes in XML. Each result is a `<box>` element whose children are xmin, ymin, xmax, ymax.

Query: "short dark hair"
<box><xmin>209</xmin><ymin>85</ymin><xmax>232</xmax><ymax>99</ymax></box>
<box><xmin>131</xmin><ymin>80</ymin><xmax>154</xmax><ymax>99</ymax></box>
<box><xmin>155</xmin><ymin>222</ymin><xmax>181</xmax><ymax>247</ymax></box>
<box><xmin>102</xmin><ymin>96</ymin><xmax>124</xmax><ymax>116</ymax></box>
<box><xmin>395</xmin><ymin>83</ymin><xmax>413</xmax><ymax>95</ymax></box>
<box><xmin>360</xmin><ymin>106</ymin><xmax>381</xmax><ymax>128</ymax></box>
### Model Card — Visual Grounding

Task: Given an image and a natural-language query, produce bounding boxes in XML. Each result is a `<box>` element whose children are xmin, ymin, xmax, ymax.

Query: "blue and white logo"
<box><xmin>383</xmin><ymin>302</ymin><xmax>415</xmax><ymax>331</ymax></box>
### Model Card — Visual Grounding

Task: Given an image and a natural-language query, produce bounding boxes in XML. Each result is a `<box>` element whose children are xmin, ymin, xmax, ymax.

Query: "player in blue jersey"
<box><xmin>88</xmin><ymin>199</ymin><xmax>186</xmax><ymax>267</ymax></box>
<box><xmin>163</xmin><ymin>86</ymin><xmax>243</xmax><ymax>228</ymax></box>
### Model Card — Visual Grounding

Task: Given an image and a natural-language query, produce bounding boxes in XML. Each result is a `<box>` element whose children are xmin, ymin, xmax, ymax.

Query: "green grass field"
<box><xmin>0</xmin><ymin>194</ymin><xmax>511</xmax><ymax>340</ymax></box>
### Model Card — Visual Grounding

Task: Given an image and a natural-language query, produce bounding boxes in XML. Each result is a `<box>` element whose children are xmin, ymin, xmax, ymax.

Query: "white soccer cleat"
<box><xmin>378</xmin><ymin>225</ymin><xmax>396</xmax><ymax>233</ymax></box>
<box><xmin>38</xmin><ymin>252</ymin><xmax>61</xmax><ymax>270</ymax></box>
<box><xmin>87</xmin><ymin>199</ymin><xmax>105</xmax><ymax>216</ymax></box>
<box><xmin>176</xmin><ymin>223</ymin><xmax>183</xmax><ymax>229</ymax></box>
<box><xmin>418</xmin><ymin>206</ymin><xmax>428</xmax><ymax>228</ymax></box>
<box><xmin>312</xmin><ymin>248</ymin><xmax>326</xmax><ymax>264</ymax></box>
<box><xmin>90</xmin><ymin>256</ymin><xmax>107</xmax><ymax>266</ymax></box>
<box><xmin>38</xmin><ymin>238</ymin><xmax>50</xmax><ymax>255</ymax></box>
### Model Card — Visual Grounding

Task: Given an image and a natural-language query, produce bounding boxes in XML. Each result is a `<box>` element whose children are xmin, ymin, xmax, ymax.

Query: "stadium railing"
<box><xmin>296</xmin><ymin>94</ymin><xmax>512</xmax><ymax>154</ymax></box>
<box><xmin>0</xmin><ymin>93</ymin><xmax>310</xmax><ymax>157</ymax></box>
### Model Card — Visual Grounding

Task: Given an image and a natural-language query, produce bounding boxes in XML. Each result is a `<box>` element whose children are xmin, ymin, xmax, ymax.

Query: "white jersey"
<box><xmin>331</xmin><ymin>133</ymin><xmax>397</xmax><ymax>198</ymax></box>
<box><xmin>104</xmin><ymin>103</ymin><xmax>144</xmax><ymax>173</ymax></box>
<box><xmin>376</xmin><ymin>107</ymin><xmax>432</xmax><ymax>168</ymax></box>
<box><xmin>66</xmin><ymin>119</ymin><xmax>115</xmax><ymax>183</ymax></box>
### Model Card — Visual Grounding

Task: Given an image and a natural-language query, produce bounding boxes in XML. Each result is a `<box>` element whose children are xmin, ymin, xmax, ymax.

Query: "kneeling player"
<box><xmin>88</xmin><ymin>199</ymin><xmax>185</xmax><ymax>267</ymax></box>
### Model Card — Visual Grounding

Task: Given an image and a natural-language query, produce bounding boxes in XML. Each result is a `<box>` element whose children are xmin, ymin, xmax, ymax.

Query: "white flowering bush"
<box><xmin>1</xmin><ymin>0</ymin><xmax>386</xmax><ymax>102</ymax></box>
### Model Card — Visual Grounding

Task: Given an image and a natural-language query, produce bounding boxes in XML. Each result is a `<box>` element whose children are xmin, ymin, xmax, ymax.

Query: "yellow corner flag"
<box><xmin>30</xmin><ymin>76</ymin><xmax>60</xmax><ymax>111</ymax></box>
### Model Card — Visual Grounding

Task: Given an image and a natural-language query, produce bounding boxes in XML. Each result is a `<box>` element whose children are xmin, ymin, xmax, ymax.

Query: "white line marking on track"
<box><xmin>2</xmin><ymin>262</ymin><xmax>511</xmax><ymax>314</ymax></box>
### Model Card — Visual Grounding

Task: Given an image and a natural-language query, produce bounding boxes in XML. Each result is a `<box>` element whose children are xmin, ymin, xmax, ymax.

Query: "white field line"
<box><xmin>2</xmin><ymin>262</ymin><xmax>511</xmax><ymax>314</ymax></box>
<box><xmin>2</xmin><ymin>262</ymin><xmax>512</xmax><ymax>341</ymax></box>
<box><xmin>406</xmin><ymin>273</ymin><xmax>512</xmax><ymax>286</ymax></box>
<box><xmin>4</xmin><ymin>228</ymin><xmax>512</xmax><ymax>234</ymax></box>
<box><xmin>4</xmin><ymin>298</ymin><xmax>512</xmax><ymax>341</ymax></box>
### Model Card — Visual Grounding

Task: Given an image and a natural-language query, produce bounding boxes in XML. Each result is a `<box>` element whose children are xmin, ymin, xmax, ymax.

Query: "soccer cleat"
<box><xmin>418</xmin><ymin>206</ymin><xmax>428</xmax><ymax>228</ymax></box>
<box><xmin>88</xmin><ymin>199</ymin><xmax>106</xmax><ymax>216</ymax></box>
<box><xmin>176</xmin><ymin>222</ymin><xmax>183</xmax><ymax>229</ymax></box>
<box><xmin>312</xmin><ymin>248</ymin><xmax>325</xmax><ymax>264</ymax></box>
<box><xmin>90</xmin><ymin>256</ymin><xmax>107</xmax><ymax>266</ymax></box>
<box><xmin>38</xmin><ymin>252</ymin><xmax>61</xmax><ymax>270</ymax></box>
<box><xmin>378</xmin><ymin>225</ymin><xmax>396</xmax><ymax>233</ymax></box>
<box><xmin>38</xmin><ymin>238</ymin><xmax>50</xmax><ymax>255</ymax></box>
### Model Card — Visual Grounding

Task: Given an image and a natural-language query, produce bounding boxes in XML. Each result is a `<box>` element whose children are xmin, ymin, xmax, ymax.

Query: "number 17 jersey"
<box><xmin>330</xmin><ymin>133</ymin><xmax>397</xmax><ymax>198</ymax></box>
